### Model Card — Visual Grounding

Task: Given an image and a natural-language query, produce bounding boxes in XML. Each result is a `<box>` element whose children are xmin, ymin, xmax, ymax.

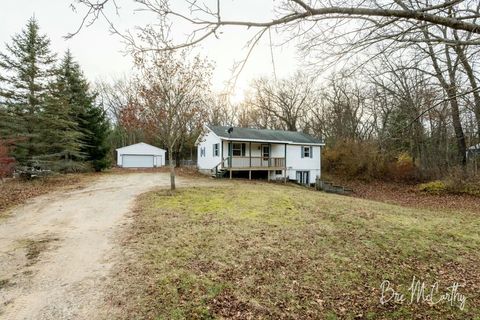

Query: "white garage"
<box><xmin>116</xmin><ymin>142</ymin><xmax>166</xmax><ymax>168</ymax></box>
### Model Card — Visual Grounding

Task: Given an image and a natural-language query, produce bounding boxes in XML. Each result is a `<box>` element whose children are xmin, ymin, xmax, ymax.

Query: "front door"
<box><xmin>262</xmin><ymin>144</ymin><xmax>270</xmax><ymax>166</ymax></box>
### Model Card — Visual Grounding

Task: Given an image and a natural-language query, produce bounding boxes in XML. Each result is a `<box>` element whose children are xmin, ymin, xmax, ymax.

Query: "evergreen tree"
<box><xmin>54</xmin><ymin>51</ymin><xmax>110</xmax><ymax>171</ymax></box>
<box><xmin>81</xmin><ymin>100</ymin><xmax>111</xmax><ymax>171</ymax></box>
<box><xmin>38</xmin><ymin>86</ymin><xmax>85</xmax><ymax>172</ymax></box>
<box><xmin>0</xmin><ymin>17</ymin><xmax>56</xmax><ymax>165</ymax></box>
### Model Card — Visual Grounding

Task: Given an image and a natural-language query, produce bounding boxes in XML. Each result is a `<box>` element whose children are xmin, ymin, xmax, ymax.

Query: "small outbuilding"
<box><xmin>467</xmin><ymin>143</ymin><xmax>480</xmax><ymax>158</ymax></box>
<box><xmin>116</xmin><ymin>142</ymin><xmax>166</xmax><ymax>168</ymax></box>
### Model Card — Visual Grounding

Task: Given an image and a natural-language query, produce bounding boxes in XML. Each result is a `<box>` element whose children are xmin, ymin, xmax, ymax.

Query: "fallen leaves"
<box><xmin>0</xmin><ymin>174</ymin><xmax>91</xmax><ymax>216</ymax></box>
<box><xmin>339</xmin><ymin>179</ymin><xmax>480</xmax><ymax>213</ymax></box>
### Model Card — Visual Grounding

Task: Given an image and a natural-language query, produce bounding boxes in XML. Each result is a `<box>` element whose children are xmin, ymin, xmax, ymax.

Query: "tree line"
<box><xmin>100</xmin><ymin>61</ymin><xmax>479</xmax><ymax>182</ymax></box>
<box><xmin>0</xmin><ymin>18</ymin><xmax>110</xmax><ymax>175</ymax></box>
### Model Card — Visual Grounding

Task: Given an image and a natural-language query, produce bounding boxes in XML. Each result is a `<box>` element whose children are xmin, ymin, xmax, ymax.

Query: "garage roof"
<box><xmin>116</xmin><ymin>142</ymin><xmax>165</xmax><ymax>152</ymax></box>
<box><xmin>208</xmin><ymin>126</ymin><xmax>324</xmax><ymax>145</ymax></box>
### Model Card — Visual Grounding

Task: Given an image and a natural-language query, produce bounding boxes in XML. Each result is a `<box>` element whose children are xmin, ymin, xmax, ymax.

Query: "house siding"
<box><xmin>197</xmin><ymin>130</ymin><xmax>222</xmax><ymax>173</ymax></box>
<box><xmin>285</xmin><ymin>145</ymin><xmax>321</xmax><ymax>184</ymax></box>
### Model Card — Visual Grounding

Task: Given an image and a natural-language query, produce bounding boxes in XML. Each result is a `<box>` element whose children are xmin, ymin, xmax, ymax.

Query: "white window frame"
<box><xmin>232</xmin><ymin>143</ymin><xmax>245</xmax><ymax>157</ymax></box>
<box><xmin>213</xmin><ymin>143</ymin><xmax>219</xmax><ymax>157</ymax></box>
<box><xmin>303</xmin><ymin>146</ymin><xmax>311</xmax><ymax>158</ymax></box>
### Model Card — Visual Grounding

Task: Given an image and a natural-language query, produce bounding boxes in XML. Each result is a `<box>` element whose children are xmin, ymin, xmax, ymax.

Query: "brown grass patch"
<box><xmin>20</xmin><ymin>237</ymin><xmax>60</xmax><ymax>266</ymax></box>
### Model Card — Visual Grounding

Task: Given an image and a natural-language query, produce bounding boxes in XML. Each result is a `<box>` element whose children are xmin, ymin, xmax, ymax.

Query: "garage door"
<box><xmin>122</xmin><ymin>155</ymin><xmax>154</xmax><ymax>168</ymax></box>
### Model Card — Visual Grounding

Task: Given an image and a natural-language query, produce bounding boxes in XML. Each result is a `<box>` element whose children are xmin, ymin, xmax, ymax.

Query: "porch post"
<box><xmin>228</xmin><ymin>141</ymin><xmax>232</xmax><ymax>168</ymax></box>
<box><xmin>249</xmin><ymin>170</ymin><xmax>251</xmax><ymax>180</ymax></box>
<box><xmin>249</xmin><ymin>141</ymin><xmax>252</xmax><ymax>168</ymax></box>
<box><xmin>230</xmin><ymin>169</ymin><xmax>232</xmax><ymax>179</ymax></box>
<box><xmin>269</xmin><ymin>143</ymin><xmax>272</xmax><ymax>167</ymax></box>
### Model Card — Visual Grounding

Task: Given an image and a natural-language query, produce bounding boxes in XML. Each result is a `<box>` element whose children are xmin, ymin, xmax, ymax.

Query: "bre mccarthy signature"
<box><xmin>380</xmin><ymin>276</ymin><xmax>467</xmax><ymax>311</ymax></box>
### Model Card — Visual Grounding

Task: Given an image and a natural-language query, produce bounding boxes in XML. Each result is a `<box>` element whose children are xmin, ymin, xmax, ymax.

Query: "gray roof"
<box><xmin>208</xmin><ymin>126</ymin><xmax>324</xmax><ymax>145</ymax></box>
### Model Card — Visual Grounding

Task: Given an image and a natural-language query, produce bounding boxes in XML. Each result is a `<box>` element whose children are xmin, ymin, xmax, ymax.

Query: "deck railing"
<box><xmin>227</xmin><ymin>157</ymin><xmax>285</xmax><ymax>168</ymax></box>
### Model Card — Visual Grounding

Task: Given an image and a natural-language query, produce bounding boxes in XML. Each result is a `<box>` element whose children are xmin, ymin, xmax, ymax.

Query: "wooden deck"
<box><xmin>225</xmin><ymin>166</ymin><xmax>286</xmax><ymax>171</ymax></box>
<box><xmin>224</xmin><ymin>156</ymin><xmax>286</xmax><ymax>170</ymax></box>
<box><xmin>213</xmin><ymin>156</ymin><xmax>288</xmax><ymax>181</ymax></box>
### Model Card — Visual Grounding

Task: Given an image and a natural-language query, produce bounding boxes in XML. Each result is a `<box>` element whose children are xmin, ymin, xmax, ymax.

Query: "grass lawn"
<box><xmin>108</xmin><ymin>182</ymin><xmax>480</xmax><ymax>319</ymax></box>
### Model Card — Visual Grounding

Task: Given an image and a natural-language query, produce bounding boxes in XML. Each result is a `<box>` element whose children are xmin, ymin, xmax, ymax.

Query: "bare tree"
<box><xmin>452</xmin><ymin>32</ymin><xmax>480</xmax><ymax>138</ymax></box>
<box><xmin>248</xmin><ymin>72</ymin><xmax>317</xmax><ymax>131</ymax></box>
<box><xmin>310</xmin><ymin>72</ymin><xmax>373</xmax><ymax>142</ymax></box>
<box><xmin>96</xmin><ymin>77</ymin><xmax>136</xmax><ymax>123</ymax></box>
<box><xmin>421</xmin><ymin>27</ymin><xmax>468</xmax><ymax>165</ymax></box>
<box><xmin>206</xmin><ymin>93</ymin><xmax>238</xmax><ymax>126</ymax></box>
<box><xmin>134</xmin><ymin>50</ymin><xmax>212</xmax><ymax>190</ymax></box>
<box><xmin>71</xmin><ymin>0</ymin><xmax>480</xmax><ymax>50</ymax></box>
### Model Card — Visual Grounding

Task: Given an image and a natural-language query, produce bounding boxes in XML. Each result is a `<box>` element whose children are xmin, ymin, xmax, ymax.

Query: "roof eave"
<box><xmin>218</xmin><ymin>136</ymin><xmax>324</xmax><ymax>145</ymax></box>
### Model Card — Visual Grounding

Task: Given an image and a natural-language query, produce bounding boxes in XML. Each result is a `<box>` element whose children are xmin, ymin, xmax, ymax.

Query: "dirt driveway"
<box><xmin>0</xmin><ymin>172</ymin><xmax>216</xmax><ymax>320</ymax></box>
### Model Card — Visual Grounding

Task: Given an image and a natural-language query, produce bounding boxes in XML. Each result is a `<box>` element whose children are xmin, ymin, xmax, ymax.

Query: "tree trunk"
<box><xmin>169</xmin><ymin>144</ymin><xmax>176</xmax><ymax>191</ymax></box>
<box><xmin>447</xmin><ymin>88</ymin><xmax>468</xmax><ymax>166</ymax></box>
<box><xmin>454</xmin><ymin>44</ymin><xmax>480</xmax><ymax>139</ymax></box>
<box><xmin>425</xmin><ymin>38</ymin><xmax>467</xmax><ymax>167</ymax></box>
<box><xmin>175</xmin><ymin>146</ymin><xmax>181</xmax><ymax>168</ymax></box>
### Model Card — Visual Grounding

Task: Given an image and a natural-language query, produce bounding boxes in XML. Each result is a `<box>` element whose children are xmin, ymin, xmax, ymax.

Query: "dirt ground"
<box><xmin>0</xmin><ymin>172</ymin><xmax>217</xmax><ymax>320</ymax></box>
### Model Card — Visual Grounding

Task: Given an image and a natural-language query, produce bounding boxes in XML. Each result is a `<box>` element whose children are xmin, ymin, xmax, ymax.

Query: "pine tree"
<box><xmin>80</xmin><ymin>100</ymin><xmax>111</xmax><ymax>171</ymax></box>
<box><xmin>0</xmin><ymin>17</ymin><xmax>56</xmax><ymax>165</ymax></box>
<box><xmin>54</xmin><ymin>51</ymin><xmax>110</xmax><ymax>171</ymax></box>
<box><xmin>38</xmin><ymin>87</ymin><xmax>85</xmax><ymax>172</ymax></box>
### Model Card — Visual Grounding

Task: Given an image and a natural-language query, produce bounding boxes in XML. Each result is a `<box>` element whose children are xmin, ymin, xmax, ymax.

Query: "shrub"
<box><xmin>323</xmin><ymin>140</ymin><xmax>420</xmax><ymax>181</ymax></box>
<box><xmin>323</xmin><ymin>140</ymin><xmax>388</xmax><ymax>181</ymax></box>
<box><xmin>461</xmin><ymin>183</ymin><xmax>480</xmax><ymax>196</ymax></box>
<box><xmin>387</xmin><ymin>152</ymin><xmax>417</xmax><ymax>182</ymax></box>
<box><xmin>443</xmin><ymin>168</ymin><xmax>480</xmax><ymax>196</ymax></box>
<box><xmin>418</xmin><ymin>180</ymin><xmax>447</xmax><ymax>194</ymax></box>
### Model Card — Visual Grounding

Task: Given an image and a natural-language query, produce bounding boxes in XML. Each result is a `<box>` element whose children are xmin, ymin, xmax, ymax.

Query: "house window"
<box><xmin>200</xmin><ymin>147</ymin><xmax>206</xmax><ymax>157</ymax></box>
<box><xmin>275</xmin><ymin>170</ymin><xmax>283</xmax><ymax>175</ymax></box>
<box><xmin>303</xmin><ymin>146</ymin><xmax>311</xmax><ymax>158</ymax></box>
<box><xmin>232</xmin><ymin>143</ymin><xmax>245</xmax><ymax>156</ymax></box>
<box><xmin>213</xmin><ymin>143</ymin><xmax>219</xmax><ymax>157</ymax></box>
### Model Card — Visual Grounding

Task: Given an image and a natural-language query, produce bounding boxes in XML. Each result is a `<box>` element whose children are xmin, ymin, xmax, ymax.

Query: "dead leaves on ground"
<box><xmin>0</xmin><ymin>174</ymin><xmax>87</xmax><ymax>216</ymax></box>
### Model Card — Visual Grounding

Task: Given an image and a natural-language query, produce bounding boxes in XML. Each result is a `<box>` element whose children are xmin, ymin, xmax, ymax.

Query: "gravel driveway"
<box><xmin>0</xmin><ymin>172</ymin><xmax>215</xmax><ymax>320</ymax></box>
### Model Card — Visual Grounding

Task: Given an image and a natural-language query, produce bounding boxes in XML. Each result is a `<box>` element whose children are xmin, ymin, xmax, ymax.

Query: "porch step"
<box><xmin>211</xmin><ymin>169</ymin><xmax>227</xmax><ymax>179</ymax></box>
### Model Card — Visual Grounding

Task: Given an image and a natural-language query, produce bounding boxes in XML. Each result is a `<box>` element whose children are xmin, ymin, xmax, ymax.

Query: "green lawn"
<box><xmin>108</xmin><ymin>182</ymin><xmax>480</xmax><ymax>319</ymax></box>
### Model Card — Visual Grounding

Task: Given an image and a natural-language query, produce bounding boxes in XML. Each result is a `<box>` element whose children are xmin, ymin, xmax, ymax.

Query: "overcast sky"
<box><xmin>1</xmin><ymin>0</ymin><xmax>301</xmax><ymax>101</ymax></box>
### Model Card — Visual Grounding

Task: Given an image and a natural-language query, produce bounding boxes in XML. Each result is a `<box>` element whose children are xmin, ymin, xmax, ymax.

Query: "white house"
<box><xmin>195</xmin><ymin>126</ymin><xmax>325</xmax><ymax>184</ymax></box>
<box><xmin>116</xmin><ymin>142</ymin><xmax>166</xmax><ymax>168</ymax></box>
